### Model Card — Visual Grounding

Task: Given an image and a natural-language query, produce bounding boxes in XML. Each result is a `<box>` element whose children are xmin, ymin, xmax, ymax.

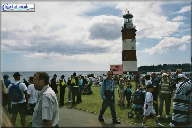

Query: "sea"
<box><xmin>2</xmin><ymin>71</ymin><xmax>191</xmax><ymax>82</ymax></box>
<box><xmin>1</xmin><ymin>71</ymin><xmax>107</xmax><ymax>82</ymax></box>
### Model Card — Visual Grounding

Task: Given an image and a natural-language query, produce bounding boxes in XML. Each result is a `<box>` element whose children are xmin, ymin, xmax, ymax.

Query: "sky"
<box><xmin>1</xmin><ymin>0</ymin><xmax>191</xmax><ymax>71</ymax></box>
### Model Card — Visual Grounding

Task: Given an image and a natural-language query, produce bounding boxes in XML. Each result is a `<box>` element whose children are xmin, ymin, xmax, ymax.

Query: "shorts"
<box><xmin>11</xmin><ymin>103</ymin><xmax>27</xmax><ymax>114</ymax></box>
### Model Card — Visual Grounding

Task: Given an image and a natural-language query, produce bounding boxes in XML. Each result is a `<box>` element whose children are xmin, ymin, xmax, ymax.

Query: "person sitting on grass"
<box><xmin>142</xmin><ymin>81</ymin><xmax>164</xmax><ymax>127</ymax></box>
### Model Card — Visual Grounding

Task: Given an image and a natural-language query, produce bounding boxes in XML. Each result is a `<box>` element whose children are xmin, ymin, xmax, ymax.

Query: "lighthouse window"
<box><xmin>128</xmin><ymin>18</ymin><xmax>132</xmax><ymax>22</ymax></box>
<box><xmin>124</xmin><ymin>19</ymin><xmax>129</xmax><ymax>23</ymax></box>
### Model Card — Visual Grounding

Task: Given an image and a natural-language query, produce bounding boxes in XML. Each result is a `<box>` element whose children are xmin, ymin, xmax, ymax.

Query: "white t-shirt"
<box><xmin>27</xmin><ymin>84</ymin><xmax>39</xmax><ymax>104</ymax></box>
<box><xmin>143</xmin><ymin>91</ymin><xmax>156</xmax><ymax>116</ymax></box>
<box><xmin>144</xmin><ymin>92</ymin><xmax>153</xmax><ymax>106</ymax></box>
<box><xmin>8</xmin><ymin>81</ymin><xmax>27</xmax><ymax>104</ymax></box>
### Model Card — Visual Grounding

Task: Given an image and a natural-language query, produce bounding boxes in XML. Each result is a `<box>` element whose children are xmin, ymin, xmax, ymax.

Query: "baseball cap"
<box><xmin>13</xmin><ymin>72</ymin><xmax>22</xmax><ymax>77</ymax></box>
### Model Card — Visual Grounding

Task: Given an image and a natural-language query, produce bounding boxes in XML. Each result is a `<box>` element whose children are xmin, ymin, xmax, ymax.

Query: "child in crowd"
<box><xmin>142</xmin><ymin>81</ymin><xmax>164</xmax><ymax>127</ymax></box>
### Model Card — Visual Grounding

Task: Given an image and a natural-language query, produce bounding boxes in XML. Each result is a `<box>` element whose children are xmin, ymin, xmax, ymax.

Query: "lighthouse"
<box><xmin>121</xmin><ymin>11</ymin><xmax>137</xmax><ymax>72</ymax></box>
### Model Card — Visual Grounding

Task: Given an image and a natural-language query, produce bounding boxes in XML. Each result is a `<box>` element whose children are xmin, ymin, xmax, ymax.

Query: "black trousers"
<box><xmin>99</xmin><ymin>98</ymin><xmax>117</xmax><ymax>121</ymax></box>
<box><xmin>60</xmin><ymin>87</ymin><xmax>66</xmax><ymax>105</ymax></box>
<box><xmin>72</xmin><ymin>87</ymin><xmax>79</xmax><ymax>104</ymax></box>
<box><xmin>77</xmin><ymin>87</ymin><xmax>82</xmax><ymax>103</ymax></box>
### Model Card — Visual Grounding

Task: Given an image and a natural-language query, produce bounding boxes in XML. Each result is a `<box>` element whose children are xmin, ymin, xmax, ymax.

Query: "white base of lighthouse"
<box><xmin>123</xmin><ymin>61</ymin><xmax>137</xmax><ymax>71</ymax></box>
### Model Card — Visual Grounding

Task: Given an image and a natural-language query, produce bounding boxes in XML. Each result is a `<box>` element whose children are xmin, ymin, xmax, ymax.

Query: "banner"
<box><xmin>110</xmin><ymin>65</ymin><xmax>123</xmax><ymax>75</ymax></box>
<box><xmin>1</xmin><ymin>3</ymin><xmax>35</xmax><ymax>12</ymax></box>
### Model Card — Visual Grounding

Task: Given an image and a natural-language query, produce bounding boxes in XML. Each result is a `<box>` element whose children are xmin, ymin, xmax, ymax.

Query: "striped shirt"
<box><xmin>172</xmin><ymin>79</ymin><xmax>192</xmax><ymax>125</ymax></box>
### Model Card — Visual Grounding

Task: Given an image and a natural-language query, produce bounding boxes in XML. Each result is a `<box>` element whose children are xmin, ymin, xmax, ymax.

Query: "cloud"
<box><xmin>89</xmin><ymin>15</ymin><xmax>121</xmax><ymax>40</ymax></box>
<box><xmin>2</xmin><ymin>34</ymin><xmax>108</xmax><ymax>55</ymax></box>
<box><xmin>115</xmin><ymin>1</ymin><xmax>182</xmax><ymax>39</ymax></box>
<box><xmin>178</xmin><ymin>44</ymin><xmax>187</xmax><ymax>51</ymax></box>
<box><xmin>171</xmin><ymin>16</ymin><xmax>185</xmax><ymax>21</ymax></box>
<box><xmin>1</xmin><ymin>2</ymin><xmax>112</xmax><ymax>56</ymax></box>
<box><xmin>177</xmin><ymin>5</ymin><xmax>191</xmax><ymax>13</ymax></box>
<box><xmin>24</xmin><ymin>52</ymin><xmax>120</xmax><ymax>71</ymax></box>
<box><xmin>144</xmin><ymin>35</ymin><xmax>190</xmax><ymax>55</ymax></box>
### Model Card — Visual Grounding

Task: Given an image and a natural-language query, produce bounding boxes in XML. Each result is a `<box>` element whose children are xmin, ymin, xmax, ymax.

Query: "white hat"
<box><xmin>162</xmin><ymin>73</ymin><xmax>168</xmax><ymax>77</ymax></box>
<box><xmin>178</xmin><ymin>74</ymin><xmax>187</xmax><ymax>79</ymax></box>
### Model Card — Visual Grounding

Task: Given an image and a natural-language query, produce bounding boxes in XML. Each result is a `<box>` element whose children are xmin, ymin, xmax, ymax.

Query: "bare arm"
<box><xmin>24</xmin><ymin>90</ymin><xmax>29</xmax><ymax>103</ymax></box>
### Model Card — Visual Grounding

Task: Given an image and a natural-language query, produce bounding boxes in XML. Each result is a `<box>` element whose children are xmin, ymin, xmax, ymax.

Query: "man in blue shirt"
<box><xmin>98</xmin><ymin>71</ymin><xmax>120</xmax><ymax>124</ymax></box>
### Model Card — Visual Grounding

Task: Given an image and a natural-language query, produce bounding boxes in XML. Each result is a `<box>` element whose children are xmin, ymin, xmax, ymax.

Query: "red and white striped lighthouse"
<box><xmin>121</xmin><ymin>11</ymin><xmax>137</xmax><ymax>72</ymax></box>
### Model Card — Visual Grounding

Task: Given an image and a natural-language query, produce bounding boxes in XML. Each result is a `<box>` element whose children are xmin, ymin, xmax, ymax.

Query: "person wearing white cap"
<box><xmin>169</xmin><ymin>73</ymin><xmax>192</xmax><ymax>127</ymax></box>
<box><xmin>175</xmin><ymin>74</ymin><xmax>188</xmax><ymax>89</ymax></box>
<box><xmin>158</xmin><ymin>72</ymin><xmax>172</xmax><ymax>118</ymax></box>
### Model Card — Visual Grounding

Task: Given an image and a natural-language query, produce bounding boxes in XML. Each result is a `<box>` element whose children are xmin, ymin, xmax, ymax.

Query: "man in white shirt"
<box><xmin>32</xmin><ymin>72</ymin><xmax>59</xmax><ymax>127</ymax></box>
<box><xmin>27</xmin><ymin>76</ymin><xmax>39</xmax><ymax>114</ymax></box>
<box><xmin>8</xmin><ymin>72</ymin><xmax>28</xmax><ymax>127</ymax></box>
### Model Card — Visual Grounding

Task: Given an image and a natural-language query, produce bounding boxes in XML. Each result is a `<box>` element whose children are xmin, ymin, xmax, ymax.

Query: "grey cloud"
<box><xmin>89</xmin><ymin>22</ymin><xmax>121</xmax><ymax>40</ymax></box>
<box><xmin>3</xmin><ymin>32</ymin><xmax>108</xmax><ymax>55</ymax></box>
<box><xmin>35</xmin><ymin>43</ymin><xmax>107</xmax><ymax>55</ymax></box>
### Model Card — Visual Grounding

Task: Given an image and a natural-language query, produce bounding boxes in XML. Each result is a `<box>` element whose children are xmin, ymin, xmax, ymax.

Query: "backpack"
<box><xmin>132</xmin><ymin>90</ymin><xmax>145</xmax><ymax>105</ymax></box>
<box><xmin>8</xmin><ymin>82</ymin><xmax>23</xmax><ymax>102</ymax></box>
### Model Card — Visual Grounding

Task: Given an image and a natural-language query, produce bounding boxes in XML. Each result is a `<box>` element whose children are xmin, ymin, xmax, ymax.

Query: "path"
<box><xmin>59</xmin><ymin>106</ymin><xmax>128</xmax><ymax>127</ymax></box>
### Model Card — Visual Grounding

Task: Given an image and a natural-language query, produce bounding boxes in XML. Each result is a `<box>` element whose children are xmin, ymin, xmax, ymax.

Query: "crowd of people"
<box><xmin>1</xmin><ymin>71</ymin><xmax>101</xmax><ymax>127</ymax></box>
<box><xmin>1</xmin><ymin>69</ymin><xmax>192</xmax><ymax>127</ymax></box>
<box><xmin>106</xmin><ymin>69</ymin><xmax>192</xmax><ymax>127</ymax></box>
<box><xmin>49</xmin><ymin>72</ymin><xmax>95</xmax><ymax>107</ymax></box>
